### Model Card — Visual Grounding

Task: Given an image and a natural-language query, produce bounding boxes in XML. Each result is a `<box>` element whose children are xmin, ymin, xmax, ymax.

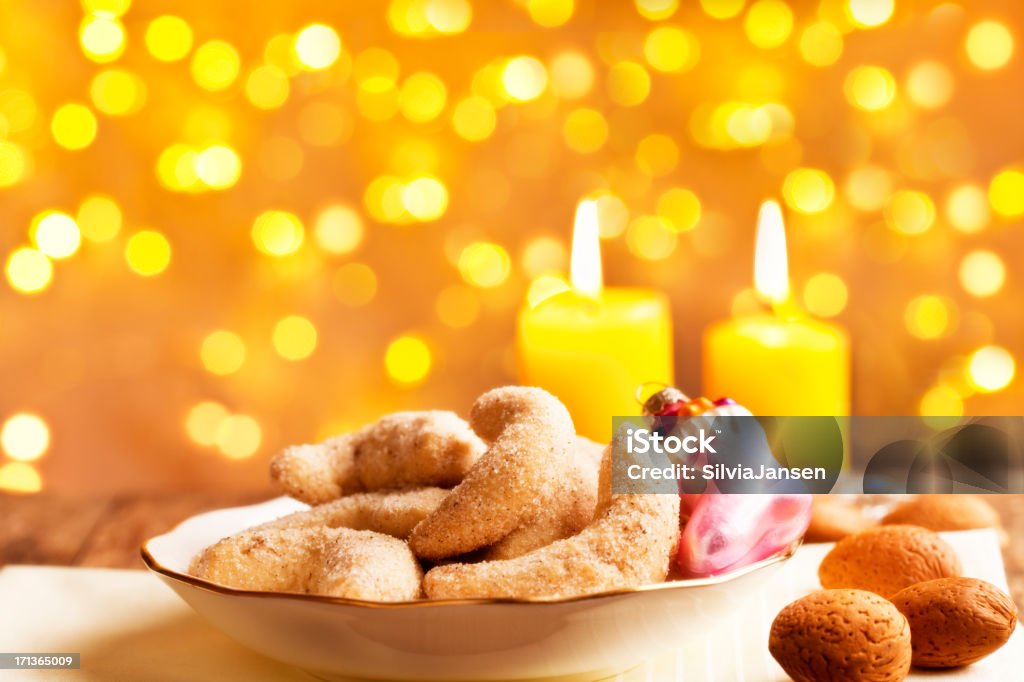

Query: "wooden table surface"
<box><xmin>2</xmin><ymin>492</ymin><xmax>1022</xmax><ymax>614</ymax></box>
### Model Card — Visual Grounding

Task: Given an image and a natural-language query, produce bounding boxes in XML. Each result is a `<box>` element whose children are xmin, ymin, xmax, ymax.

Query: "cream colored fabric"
<box><xmin>0</xmin><ymin>530</ymin><xmax>1020</xmax><ymax>681</ymax></box>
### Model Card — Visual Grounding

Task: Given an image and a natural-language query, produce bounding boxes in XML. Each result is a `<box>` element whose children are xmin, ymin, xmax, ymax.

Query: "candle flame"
<box><xmin>753</xmin><ymin>200</ymin><xmax>790</xmax><ymax>305</ymax></box>
<box><xmin>570</xmin><ymin>199</ymin><xmax>603</xmax><ymax>299</ymax></box>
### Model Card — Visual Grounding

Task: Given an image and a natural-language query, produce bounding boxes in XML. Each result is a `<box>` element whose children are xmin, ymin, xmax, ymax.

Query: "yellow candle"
<box><xmin>703</xmin><ymin>201</ymin><xmax>850</xmax><ymax>416</ymax></box>
<box><xmin>517</xmin><ymin>200</ymin><xmax>674</xmax><ymax>442</ymax></box>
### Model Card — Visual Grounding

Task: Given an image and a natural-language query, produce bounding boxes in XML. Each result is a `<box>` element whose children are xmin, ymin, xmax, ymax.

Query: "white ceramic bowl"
<box><xmin>143</xmin><ymin>496</ymin><xmax>798</xmax><ymax>681</ymax></box>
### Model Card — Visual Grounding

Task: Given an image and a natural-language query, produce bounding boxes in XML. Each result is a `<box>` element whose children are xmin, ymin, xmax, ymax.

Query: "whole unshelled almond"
<box><xmin>891</xmin><ymin>577</ymin><xmax>1018</xmax><ymax>668</ymax></box>
<box><xmin>769</xmin><ymin>589</ymin><xmax>911</xmax><ymax>682</ymax></box>
<box><xmin>818</xmin><ymin>525</ymin><xmax>961</xmax><ymax>598</ymax></box>
<box><xmin>882</xmin><ymin>495</ymin><xmax>1001</xmax><ymax>532</ymax></box>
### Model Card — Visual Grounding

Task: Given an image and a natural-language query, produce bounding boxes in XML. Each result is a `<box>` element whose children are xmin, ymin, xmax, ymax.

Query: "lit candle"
<box><xmin>517</xmin><ymin>200</ymin><xmax>674</xmax><ymax>442</ymax></box>
<box><xmin>703</xmin><ymin>200</ymin><xmax>850</xmax><ymax>416</ymax></box>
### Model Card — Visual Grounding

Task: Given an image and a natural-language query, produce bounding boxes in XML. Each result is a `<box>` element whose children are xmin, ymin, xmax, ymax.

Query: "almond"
<box><xmin>891</xmin><ymin>577</ymin><xmax>1018</xmax><ymax>668</ymax></box>
<box><xmin>882</xmin><ymin>495</ymin><xmax>1001</xmax><ymax>532</ymax></box>
<box><xmin>769</xmin><ymin>589</ymin><xmax>911</xmax><ymax>682</ymax></box>
<box><xmin>805</xmin><ymin>495</ymin><xmax>874</xmax><ymax>543</ymax></box>
<box><xmin>818</xmin><ymin>525</ymin><xmax>961</xmax><ymax>598</ymax></box>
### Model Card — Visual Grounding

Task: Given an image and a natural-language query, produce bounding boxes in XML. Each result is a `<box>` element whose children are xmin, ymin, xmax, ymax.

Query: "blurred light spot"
<box><xmin>844</xmin><ymin>65</ymin><xmax>896</xmax><ymax>110</ymax></box>
<box><xmin>730</xmin><ymin>287</ymin><xmax>761</xmax><ymax>316</ymax></box>
<box><xmin>82</xmin><ymin>0</ymin><xmax>131</xmax><ymax>15</ymax></box>
<box><xmin>0</xmin><ymin>141</ymin><xmax>28</xmax><ymax>187</ymax></box>
<box><xmin>657</xmin><ymin>187</ymin><xmax>701</xmax><ymax>232</ymax></box>
<box><xmin>390</xmin><ymin>137</ymin><xmax>438</xmax><ymax>174</ymax></box>
<box><xmin>959</xmin><ymin>250</ymin><xmax>1005</xmax><ymax>298</ymax></box>
<box><xmin>191</xmin><ymin>41</ymin><xmax>240</xmax><ymax>91</ymax></box>
<box><xmin>967</xmin><ymin>345</ymin><xmax>1015</xmax><ymax>392</ymax></box>
<box><xmin>5</xmin><ymin>248</ymin><xmax>52</xmax><ymax>294</ymax></box>
<box><xmin>354</xmin><ymin>48</ymin><xmax>399</xmax><ymax>85</ymax></box>
<box><xmin>364</xmin><ymin>175</ymin><xmax>408</xmax><ymax>223</ymax></box>
<box><xmin>273</xmin><ymin>316</ymin><xmax>318</xmax><ymax>361</ymax></box>
<box><xmin>435</xmin><ymin>285</ymin><xmax>481</xmax><ymax>328</ymax></box>
<box><xmin>425</xmin><ymin>0</ymin><xmax>472</xmax><ymax>33</ymax></box>
<box><xmin>744</xmin><ymin>0</ymin><xmax>793</xmax><ymax>49</ymax></box>
<box><xmin>550</xmin><ymin>51</ymin><xmax>593</xmax><ymax>99</ymax></box>
<box><xmin>79</xmin><ymin>13</ymin><xmax>126</xmax><ymax>63</ymax></box>
<box><xmin>252</xmin><ymin>211</ymin><xmax>304</xmax><ymax>256</ymax></box>
<box><xmin>90</xmin><ymin>69</ymin><xmax>146</xmax><ymax>116</ymax></box>
<box><xmin>299</xmin><ymin>102</ymin><xmax>353</xmax><ymax>146</ymax></box>
<box><xmin>635</xmin><ymin>134</ymin><xmax>679</xmax><ymax>177</ymax></box>
<box><xmin>1</xmin><ymin>413</ymin><xmax>49</xmax><ymax>462</ymax></box>
<box><xmin>636</xmin><ymin>0</ymin><xmax>679</xmax><ymax>21</ymax></box>
<box><xmin>799</xmin><ymin>22</ymin><xmax>843</xmax><ymax>67</ymax></box>
<box><xmin>385</xmin><ymin>335</ymin><xmax>432</xmax><ymax>385</ymax></box>
<box><xmin>920</xmin><ymin>385</ymin><xmax>962</xmax><ymax>419</ymax></box>
<box><xmin>216</xmin><ymin>414</ymin><xmax>262</xmax><ymax>459</ymax></box>
<box><xmin>77</xmin><ymin>195</ymin><xmax>122</xmax><ymax>242</ymax></box>
<box><xmin>988</xmin><ymin>168</ymin><xmax>1024</xmax><ymax>217</ymax></box>
<box><xmin>945</xmin><ymin>183</ymin><xmax>989</xmax><ymax>233</ymax></box>
<box><xmin>965</xmin><ymin>20</ymin><xmax>1014</xmax><ymax>71</ymax></box>
<box><xmin>782</xmin><ymin>168</ymin><xmax>835</xmax><ymax>214</ymax></box>
<box><xmin>644</xmin><ymin>27</ymin><xmax>699</xmax><ymax>73</ymax></box>
<box><xmin>905</xmin><ymin>60</ymin><xmax>954</xmax><ymax>110</ymax></box>
<box><xmin>357</xmin><ymin>78</ymin><xmax>400</xmax><ymax>121</ymax></box>
<box><xmin>145</xmin><ymin>16</ymin><xmax>193</xmax><ymax>62</ymax></box>
<box><xmin>526</xmin><ymin>274</ymin><xmax>571</xmax><ymax>308</ymax></box>
<box><xmin>885</xmin><ymin>190</ymin><xmax>935</xmax><ymax>234</ymax></box>
<box><xmin>185</xmin><ymin>401</ymin><xmax>228</xmax><ymax>446</ymax></box>
<box><xmin>314</xmin><ymin>205</ymin><xmax>363</xmax><ymax>254</ymax></box>
<box><xmin>124</xmin><ymin>230</ymin><xmax>171</xmax><ymax>276</ymax></box>
<box><xmin>607</xmin><ymin>62</ymin><xmax>650</xmax><ymax>106</ymax></box>
<box><xmin>803</xmin><ymin>273</ymin><xmax>848</xmax><ymax>317</ymax></box>
<box><xmin>700</xmin><ymin>0</ymin><xmax>745</xmax><ymax>19</ymax></box>
<box><xmin>400</xmin><ymin>72</ymin><xmax>447</xmax><ymax>122</ymax></box>
<box><xmin>333</xmin><ymin>263</ymin><xmax>378</xmax><ymax>306</ymax></box>
<box><xmin>194</xmin><ymin>145</ymin><xmax>241</xmax><ymax>189</ymax></box>
<box><xmin>294</xmin><ymin>24</ymin><xmax>342</xmax><ymax>70</ymax></box>
<box><xmin>245</xmin><ymin>64</ymin><xmax>290</xmax><ymax>109</ymax></box>
<box><xmin>502</xmin><ymin>56</ymin><xmax>548</xmax><ymax>102</ymax></box>
<box><xmin>563</xmin><ymin>108</ymin><xmax>608</xmax><ymax>153</ymax></box>
<box><xmin>458</xmin><ymin>242</ymin><xmax>511</xmax><ymax>287</ymax></box>
<box><xmin>593</xmin><ymin>192</ymin><xmax>630</xmax><ymax>238</ymax></box>
<box><xmin>0</xmin><ymin>462</ymin><xmax>42</xmax><ymax>493</ymax></box>
<box><xmin>200</xmin><ymin>331</ymin><xmax>246</xmax><ymax>375</ymax></box>
<box><xmin>527</xmin><ymin>0</ymin><xmax>575</xmax><ymax>27</ymax></box>
<box><xmin>31</xmin><ymin>212</ymin><xmax>81</xmax><ymax>259</ymax></box>
<box><xmin>847</xmin><ymin>0</ymin><xmax>894</xmax><ymax>28</ymax></box>
<box><xmin>264</xmin><ymin>33</ymin><xmax>302</xmax><ymax>75</ymax></box>
<box><xmin>401</xmin><ymin>176</ymin><xmax>448</xmax><ymax>221</ymax></box>
<box><xmin>522</xmin><ymin>236</ymin><xmax>567</xmax><ymax>276</ymax></box>
<box><xmin>626</xmin><ymin>215</ymin><xmax>677</xmax><ymax>260</ymax></box>
<box><xmin>156</xmin><ymin>144</ymin><xmax>200</xmax><ymax>191</ymax></box>
<box><xmin>0</xmin><ymin>90</ymin><xmax>36</xmax><ymax>132</ymax></box>
<box><xmin>452</xmin><ymin>95</ymin><xmax>497</xmax><ymax>141</ymax></box>
<box><xmin>844</xmin><ymin>164</ymin><xmax>892</xmax><ymax>212</ymax></box>
<box><xmin>905</xmin><ymin>295</ymin><xmax>954</xmax><ymax>340</ymax></box>
<box><xmin>51</xmin><ymin>103</ymin><xmax>98</xmax><ymax>150</ymax></box>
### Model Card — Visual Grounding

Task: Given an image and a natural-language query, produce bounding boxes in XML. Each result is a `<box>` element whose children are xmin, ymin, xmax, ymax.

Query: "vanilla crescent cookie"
<box><xmin>422</xmin><ymin>440</ymin><xmax>681</xmax><ymax>600</ymax></box>
<box><xmin>408</xmin><ymin>386</ymin><xmax>577</xmax><ymax>560</ymax></box>
<box><xmin>190</xmin><ymin>526</ymin><xmax>422</xmax><ymax>601</ymax></box>
<box><xmin>270</xmin><ymin>411</ymin><xmax>486</xmax><ymax>504</ymax></box>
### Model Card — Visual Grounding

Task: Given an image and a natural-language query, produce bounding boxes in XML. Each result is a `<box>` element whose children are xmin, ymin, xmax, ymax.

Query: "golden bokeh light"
<box><xmin>314</xmin><ymin>205</ymin><xmax>364</xmax><ymax>254</ymax></box>
<box><xmin>965</xmin><ymin>20</ymin><xmax>1014</xmax><ymax>71</ymax></box>
<box><xmin>988</xmin><ymin>168</ymin><xmax>1024</xmax><ymax>217</ymax></box>
<box><xmin>452</xmin><ymin>95</ymin><xmax>497</xmax><ymax>141</ymax></box>
<box><xmin>200</xmin><ymin>331</ymin><xmax>247</xmax><ymax>376</ymax></box>
<box><xmin>191</xmin><ymin>40</ymin><xmax>241</xmax><ymax>91</ymax></box>
<box><xmin>525</xmin><ymin>274</ymin><xmax>571</xmax><ymax>308</ymax></box>
<box><xmin>458</xmin><ymin>242</ymin><xmax>511</xmax><ymax>288</ymax></box>
<box><xmin>967</xmin><ymin>345</ymin><xmax>1015</xmax><ymax>393</ymax></box>
<box><xmin>847</xmin><ymin>0</ymin><xmax>895</xmax><ymax>28</ymax></box>
<box><xmin>185</xmin><ymin>401</ymin><xmax>229</xmax><ymax>447</ymax></box>
<box><xmin>124</xmin><ymin>230</ymin><xmax>172</xmax><ymax>276</ymax></box>
<box><xmin>844</xmin><ymin>164</ymin><xmax>892</xmax><ymax>212</ymax></box>
<box><xmin>549</xmin><ymin>51</ymin><xmax>594</xmax><ymax>99</ymax></box>
<box><xmin>272</xmin><ymin>316</ymin><xmax>319</xmax><ymax>361</ymax></box>
<box><xmin>607</xmin><ymin>61</ymin><xmax>650</xmax><ymax>106</ymax></box>
<box><xmin>798</xmin><ymin>22</ymin><xmax>843</xmax><ymax>68</ymax></box>
<box><xmin>0</xmin><ymin>141</ymin><xmax>29</xmax><ymax>188</ymax></box>
<box><xmin>77</xmin><ymin>195</ymin><xmax>122</xmax><ymax>242</ymax></box>
<box><xmin>82</xmin><ymin>0</ymin><xmax>131</xmax><ymax>16</ymax></box>
<box><xmin>782</xmin><ymin>168</ymin><xmax>835</xmax><ymax>214</ymax></box>
<box><xmin>521</xmin><ymin>236</ymin><xmax>567</xmax><ymax>276</ymax></box>
<box><xmin>215</xmin><ymin>414</ymin><xmax>262</xmax><ymax>459</ymax></box>
<box><xmin>400</xmin><ymin>72</ymin><xmax>447</xmax><ymax>122</ymax></box>
<box><xmin>79</xmin><ymin>13</ymin><xmax>126</xmax><ymax>63</ymax></box>
<box><xmin>194</xmin><ymin>145</ymin><xmax>242</xmax><ymax>189</ymax></box>
<box><xmin>385</xmin><ymin>335</ymin><xmax>433</xmax><ymax>385</ymax></box>
<box><xmin>700</xmin><ymin>0</ymin><xmax>744</xmax><ymax>20</ymax></box>
<box><xmin>635</xmin><ymin>133</ymin><xmax>679</xmax><ymax>177</ymax></box>
<box><xmin>626</xmin><ymin>215</ymin><xmax>677</xmax><ymax>260</ymax></box>
<box><xmin>636</xmin><ymin>0</ymin><xmax>679</xmax><ymax>21</ymax></box>
<box><xmin>5</xmin><ymin>248</ymin><xmax>53</xmax><ymax>294</ymax></box>
<box><xmin>563</xmin><ymin>108</ymin><xmax>608</xmax><ymax>153</ymax></box>
<box><xmin>333</xmin><ymin>263</ymin><xmax>378</xmax><ymax>306</ymax></box>
<box><xmin>803</xmin><ymin>273</ymin><xmax>848</xmax><ymax>318</ymax></box>
<box><xmin>31</xmin><ymin>212</ymin><xmax>81</xmax><ymax>260</ymax></box>
<box><xmin>744</xmin><ymin>0</ymin><xmax>794</xmax><ymax>49</ymax></box>
<box><xmin>884</xmin><ymin>189</ymin><xmax>935</xmax><ymax>235</ymax></box>
<box><xmin>919</xmin><ymin>384</ymin><xmax>963</xmax><ymax>419</ymax></box>
<box><xmin>644</xmin><ymin>26</ymin><xmax>700</xmax><ymax>73</ymax></box>
<box><xmin>401</xmin><ymin>176</ymin><xmax>449</xmax><ymax>221</ymax></box>
<box><xmin>959</xmin><ymin>250</ymin><xmax>1006</xmax><ymax>298</ymax></box>
<box><xmin>252</xmin><ymin>211</ymin><xmax>305</xmax><ymax>256</ymax></box>
<box><xmin>593</xmin><ymin>192</ymin><xmax>630</xmax><ymax>239</ymax></box>
<box><xmin>245</xmin><ymin>65</ymin><xmax>290</xmax><ymax>110</ymax></box>
<box><xmin>294</xmin><ymin>24</ymin><xmax>342</xmax><ymax>70</ymax></box>
<box><xmin>51</xmin><ymin>103</ymin><xmax>98</xmax><ymax>150</ymax></box>
<box><xmin>944</xmin><ymin>183</ymin><xmax>990</xmax><ymax>233</ymax></box>
<box><xmin>90</xmin><ymin>69</ymin><xmax>147</xmax><ymax>116</ymax></box>
<box><xmin>145</xmin><ymin>16</ymin><xmax>194</xmax><ymax>62</ymax></box>
<box><xmin>844</xmin><ymin>65</ymin><xmax>897</xmax><ymax>111</ymax></box>
<box><xmin>1</xmin><ymin>413</ymin><xmax>50</xmax><ymax>462</ymax></box>
<box><xmin>657</xmin><ymin>187</ymin><xmax>701</xmax><ymax>232</ymax></box>
<box><xmin>905</xmin><ymin>60</ymin><xmax>954</xmax><ymax>110</ymax></box>
<box><xmin>0</xmin><ymin>462</ymin><xmax>43</xmax><ymax>494</ymax></box>
<box><xmin>527</xmin><ymin>0</ymin><xmax>575</xmax><ymax>27</ymax></box>
<box><xmin>502</xmin><ymin>56</ymin><xmax>548</xmax><ymax>102</ymax></box>
<box><xmin>905</xmin><ymin>295</ymin><xmax>955</xmax><ymax>340</ymax></box>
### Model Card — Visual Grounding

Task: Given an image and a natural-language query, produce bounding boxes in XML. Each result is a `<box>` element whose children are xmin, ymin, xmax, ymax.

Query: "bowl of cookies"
<box><xmin>143</xmin><ymin>386</ymin><xmax>803</xmax><ymax>681</ymax></box>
